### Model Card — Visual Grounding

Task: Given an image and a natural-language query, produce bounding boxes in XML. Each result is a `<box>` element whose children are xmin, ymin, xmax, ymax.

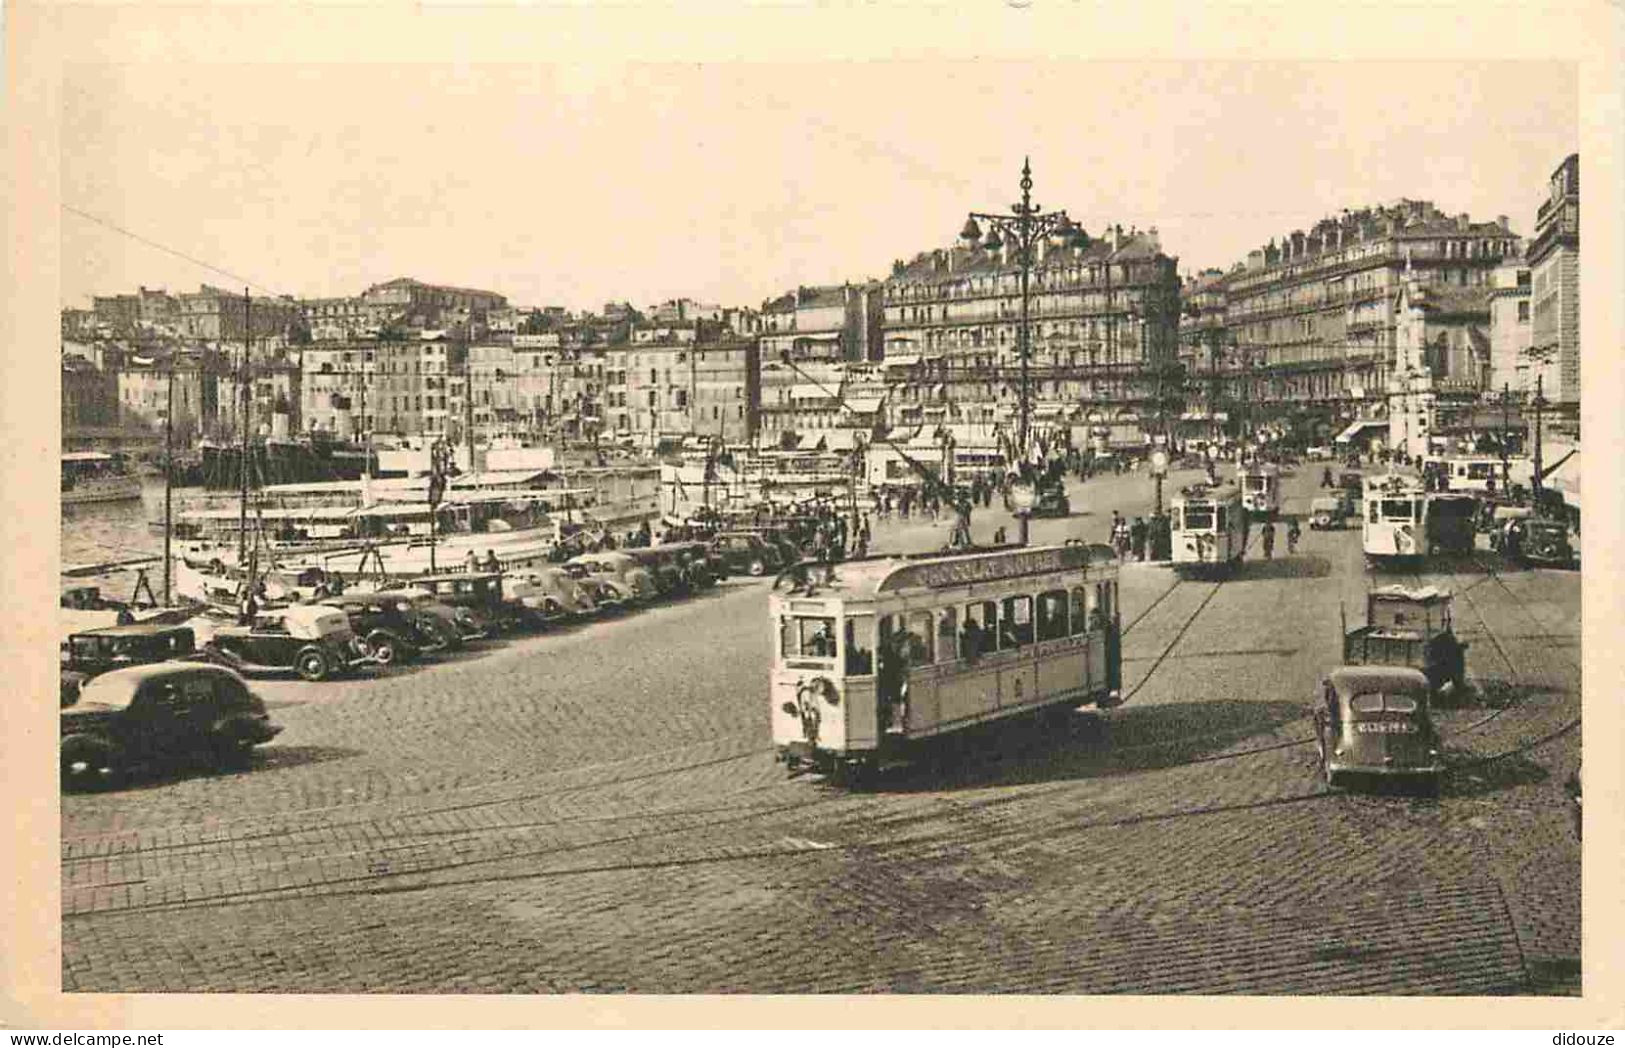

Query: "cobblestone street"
<box><xmin>60</xmin><ymin>466</ymin><xmax>1581</xmax><ymax>994</ymax></box>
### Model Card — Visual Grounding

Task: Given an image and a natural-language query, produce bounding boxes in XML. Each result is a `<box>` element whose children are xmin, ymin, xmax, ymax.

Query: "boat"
<box><xmin>61</xmin><ymin>452</ymin><xmax>144</xmax><ymax>505</ymax></box>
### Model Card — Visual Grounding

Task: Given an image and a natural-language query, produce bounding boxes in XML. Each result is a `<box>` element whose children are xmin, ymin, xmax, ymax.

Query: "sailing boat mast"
<box><xmin>238</xmin><ymin>288</ymin><xmax>251</xmax><ymax>566</ymax></box>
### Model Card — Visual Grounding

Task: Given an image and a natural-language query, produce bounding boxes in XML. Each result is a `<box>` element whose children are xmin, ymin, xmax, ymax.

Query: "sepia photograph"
<box><xmin>7</xmin><ymin>0</ymin><xmax>1617</xmax><ymax>1026</ymax></box>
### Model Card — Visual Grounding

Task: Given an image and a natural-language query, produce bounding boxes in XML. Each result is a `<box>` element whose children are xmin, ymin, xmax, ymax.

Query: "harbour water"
<box><xmin>60</xmin><ymin>479</ymin><xmax>176</xmax><ymax>597</ymax></box>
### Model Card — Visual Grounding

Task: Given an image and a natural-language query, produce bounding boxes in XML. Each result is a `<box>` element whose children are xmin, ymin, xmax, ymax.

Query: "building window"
<box><xmin>1517</xmin><ymin>301</ymin><xmax>1530</xmax><ymax>322</ymax></box>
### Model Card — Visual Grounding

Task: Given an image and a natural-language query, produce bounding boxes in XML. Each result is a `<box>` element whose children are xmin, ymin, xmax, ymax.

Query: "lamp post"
<box><xmin>965</xmin><ymin>158</ymin><xmax>1084</xmax><ymax>545</ymax></box>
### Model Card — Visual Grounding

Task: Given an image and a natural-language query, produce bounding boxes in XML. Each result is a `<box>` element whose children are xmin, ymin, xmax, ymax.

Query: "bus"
<box><xmin>770</xmin><ymin>542</ymin><xmax>1122</xmax><ymax>781</ymax></box>
<box><xmin>1170</xmin><ymin>483</ymin><xmax>1248</xmax><ymax>574</ymax></box>
<box><xmin>1237</xmin><ymin>462</ymin><xmax>1281</xmax><ymax>518</ymax></box>
<box><xmin>1362</xmin><ymin>473</ymin><xmax>1427</xmax><ymax>566</ymax></box>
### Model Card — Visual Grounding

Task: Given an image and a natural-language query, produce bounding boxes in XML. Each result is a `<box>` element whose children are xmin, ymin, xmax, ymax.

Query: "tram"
<box><xmin>1169</xmin><ymin>483</ymin><xmax>1248</xmax><ymax>574</ymax></box>
<box><xmin>1429</xmin><ymin>455</ymin><xmax>1505</xmax><ymax>494</ymax></box>
<box><xmin>769</xmin><ymin>542</ymin><xmax>1123</xmax><ymax>780</ymax></box>
<box><xmin>1237</xmin><ymin>462</ymin><xmax>1281</xmax><ymax>519</ymax></box>
<box><xmin>1362</xmin><ymin>473</ymin><xmax>1428</xmax><ymax>566</ymax></box>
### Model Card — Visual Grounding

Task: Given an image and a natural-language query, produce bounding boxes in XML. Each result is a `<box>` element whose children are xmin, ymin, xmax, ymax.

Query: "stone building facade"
<box><xmin>1526</xmin><ymin>153</ymin><xmax>1579</xmax><ymax>414</ymax></box>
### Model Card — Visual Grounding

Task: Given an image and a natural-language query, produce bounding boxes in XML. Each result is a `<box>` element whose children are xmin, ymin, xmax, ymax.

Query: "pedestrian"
<box><xmin>1261</xmin><ymin>520</ymin><xmax>1276</xmax><ymax>560</ymax></box>
<box><xmin>993</xmin><ymin>524</ymin><xmax>1007</xmax><ymax>544</ymax></box>
<box><xmin>1130</xmin><ymin>516</ymin><xmax>1148</xmax><ymax>562</ymax></box>
<box><xmin>483</xmin><ymin>549</ymin><xmax>502</xmax><ymax>572</ymax></box>
<box><xmin>1286</xmin><ymin>517</ymin><xmax>1301</xmax><ymax>555</ymax></box>
<box><xmin>1322</xmin><ymin>466</ymin><xmax>1334</xmax><ymax>488</ymax></box>
<box><xmin>464</xmin><ymin>548</ymin><xmax>480</xmax><ymax>574</ymax></box>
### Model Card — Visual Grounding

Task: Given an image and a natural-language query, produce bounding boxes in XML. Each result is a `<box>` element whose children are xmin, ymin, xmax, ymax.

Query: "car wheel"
<box><xmin>747</xmin><ymin>559</ymin><xmax>766</xmax><ymax>576</ymax></box>
<box><xmin>61</xmin><ymin>735</ymin><xmax>119</xmax><ymax>792</ymax></box>
<box><xmin>209</xmin><ymin>728</ymin><xmax>257</xmax><ymax>770</ymax></box>
<box><xmin>368</xmin><ymin>631</ymin><xmax>401</xmax><ymax>666</ymax></box>
<box><xmin>296</xmin><ymin>647</ymin><xmax>331</xmax><ymax>682</ymax></box>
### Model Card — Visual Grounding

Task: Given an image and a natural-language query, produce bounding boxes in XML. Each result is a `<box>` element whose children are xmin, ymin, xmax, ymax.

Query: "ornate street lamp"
<box><xmin>967</xmin><ymin>158</ymin><xmax>1082</xmax><ymax>545</ymax></box>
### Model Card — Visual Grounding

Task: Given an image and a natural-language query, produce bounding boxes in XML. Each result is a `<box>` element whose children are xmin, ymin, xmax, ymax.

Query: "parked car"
<box><xmin>504</xmin><ymin>566</ymin><xmax>598</xmax><ymax>622</ymax></box>
<box><xmin>1306</xmin><ymin>445</ymin><xmax>1332</xmax><ymax>461</ymax></box>
<box><xmin>197</xmin><ymin>605</ymin><xmax>375</xmax><ymax>682</ymax></box>
<box><xmin>61</xmin><ymin>663</ymin><xmax>282</xmax><ymax>789</ymax></box>
<box><xmin>60</xmin><ymin>623</ymin><xmax>197</xmax><ymax>706</ymax></box>
<box><xmin>664</xmin><ymin>541</ymin><xmax>724</xmax><ymax>588</ymax></box>
<box><xmin>408</xmin><ymin>572</ymin><xmax>528</xmax><ymax>633</ymax></box>
<box><xmin>623</xmin><ymin>546</ymin><xmax>688</xmax><ymax>597</ymax></box>
<box><xmin>1510</xmin><ymin>517</ymin><xmax>1576</xmax><ymax>568</ymax></box>
<box><xmin>362</xmin><ymin>586</ymin><xmax>479</xmax><ymax>647</ymax></box>
<box><xmin>566</xmin><ymin>551</ymin><xmax>658</xmax><ymax>605</ymax></box>
<box><xmin>1312</xmin><ymin>666</ymin><xmax>1442</xmax><ymax>793</ymax></box>
<box><xmin>710</xmin><ymin>532</ymin><xmax>784</xmax><ymax>577</ymax></box>
<box><xmin>320</xmin><ymin>593</ymin><xmax>448</xmax><ymax>665</ymax></box>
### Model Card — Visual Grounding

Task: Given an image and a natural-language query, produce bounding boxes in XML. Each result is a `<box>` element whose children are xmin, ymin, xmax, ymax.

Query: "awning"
<box><xmin>845</xmin><ymin>396</ymin><xmax>884</xmax><ymax>414</ymax></box>
<box><xmin>882</xmin><ymin>354</ymin><xmax>921</xmax><ymax>370</ymax></box>
<box><xmin>1335</xmin><ymin>419</ymin><xmax>1387</xmax><ymax>443</ymax></box>
<box><xmin>824</xmin><ymin>429</ymin><xmax>862</xmax><ymax>451</ymax></box>
<box><xmin>1544</xmin><ymin>450</ymin><xmax>1580</xmax><ymax>510</ymax></box>
<box><xmin>885</xmin><ymin>425</ymin><xmax>918</xmax><ymax>443</ymax></box>
<box><xmin>790</xmin><ymin>383</ymin><xmax>836</xmax><ymax>401</ymax></box>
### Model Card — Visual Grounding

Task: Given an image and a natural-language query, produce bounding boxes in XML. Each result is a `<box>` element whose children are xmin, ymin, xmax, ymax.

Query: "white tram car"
<box><xmin>1169</xmin><ymin>483</ymin><xmax>1249</xmax><ymax>573</ymax></box>
<box><xmin>770</xmin><ymin>543</ymin><xmax>1123</xmax><ymax>780</ymax></box>
<box><xmin>1236</xmin><ymin>462</ymin><xmax>1281</xmax><ymax>518</ymax></box>
<box><xmin>1362</xmin><ymin>472</ymin><xmax>1428</xmax><ymax>566</ymax></box>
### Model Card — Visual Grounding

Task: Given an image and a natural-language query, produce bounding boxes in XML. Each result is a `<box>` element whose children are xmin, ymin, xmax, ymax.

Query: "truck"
<box><xmin>1340</xmin><ymin>585</ymin><xmax>1468</xmax><ymax>695</ymax></box>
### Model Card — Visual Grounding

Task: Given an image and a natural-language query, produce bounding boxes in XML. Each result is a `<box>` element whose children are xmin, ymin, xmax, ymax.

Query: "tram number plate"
<box><xmin>1357</xmin><ymin>722</ymin><xmax>1416</xmax><ymax>734</ymax></box>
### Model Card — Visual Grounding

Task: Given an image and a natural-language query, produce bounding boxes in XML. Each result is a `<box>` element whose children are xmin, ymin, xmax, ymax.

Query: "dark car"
<box><xmin>410</xmin><ymin>572</ymin><xmax>526</xmax><ymax>633</ymax></box>
<box><xmin>320</xmin><ymin>594</ymin><xmax>448</xmax><ymax>666</ymax></box>
<box><xmin>199</xmin><ymin>605</ymin><xmax>375</xmax><ymax>682</ymax></box>
<box><xmin>624</xmin><ymin>546</ymin><xmax>688</xmax><ymax>597</ymax></box>
<box><xmin>1030</xmin><ymin>484</ymin><xmax>1071</xmax><ymax>518</ymax></box>
<box><xmin>711</xmin><ymin>532</ymin><xmax>785</xmax><ymax>577</ymax></box>
<box><xmin>664</xmin><ymin>541</ymin><xmax>724</xmax><ymax>588</ymax></box>
<box><xmin>61</xmin><ymin>663</ymin><xmax>282</xmax><ymax>789</ymax></box>
<box><xmin>60</xmin><ymin>624</ymin><xmax>197</xmax><ymax>706</ymax></box>
<box><xmin>1513</xmin><ymin>518</ymin><xmax>1576</xmax><ymax>568</ymax></box>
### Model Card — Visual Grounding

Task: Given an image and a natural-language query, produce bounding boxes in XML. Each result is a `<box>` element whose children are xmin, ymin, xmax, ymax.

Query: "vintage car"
<box><xmin>60</xmin><ymin>624</ymin><xmax>197</xmax><ymax>706</ymax></box>
<box><xmin>503</xmin><ymin>566</ymin><xmax>599</xmax><ymax>622</ymax></box>
<box><xmin>198</xmin><ymin>605</ymin><xmax>375</xmax><ymax>682</ymax></box>
<box><xmin>664</xmin><ymin>541</ymin><xmax>724</xmax><ymax>588</ymax></box>
<box><xmin>320</xmin><ymin>593</ymin><xmax>448</xmax><ymax>665</ymax></box>
<box><xmin>565</xmin><ymin>551</ymin><xmax>659</xmax><ymax>605</ymax></box>
<box><xmin>623</xmin><ymin>546</ymin><xmax>688</xmax><ymax>597</ymax></box>
<box><xmin>1029</xmin><ymin>482</ymin><xmax>1071</xmax><ymax>518</ymax></box>
<box><xmin>61</xmin><ymin>663</ymin><xmax>282</xmax><ymax>789</ymax></box>
<box><xmin>1509</xmin><ymin>517</ymin><xmax>1576</xmax><ymax>568</ymax></box>
<box><xmin>1312</xmin><ymin>665</ymin><xmax>1442</xmax><ymax>792</ymax></box>
<box><xmin>1308</xmin><ymin>494</ymin><xmax>1348</xmax><ymax>530</ymax></box>
<box><xmin>368</xmin><ymin>586</ymin><xmax>479</xmax><ymax>646</ymax></box>
<box><xmin>1338</xmin><ymin>471</ymin><xmax>1365</xmax><ymax>501</ymax></box>
<box><xmin>407</xmin><ymin>572</ymin><xmax>526</xmax><ymax>633</ymax></box>
<box><xmin>709</xmin><ymin>531</ymin><xmax>785</xmax><ymax>576</ymax></box>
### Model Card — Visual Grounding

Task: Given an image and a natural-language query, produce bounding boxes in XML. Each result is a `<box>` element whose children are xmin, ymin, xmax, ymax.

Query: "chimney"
<box><xmin>1146</xmin><ymin>226</ymin><xmax>1160</xmax><ymax>250</ymax></box>
<box><xmin>1110</xmin><ymin>225</ymin><xmax>1122</xmax><ymax>252</ymax></box>
<box><xmin>1456</xmin><ymin>214</ymin><xmax>1470</xmax><ymax>231</ymax></box>
<box><xmin>1497</xmin><ymin>215</ymin><xmax>1510</xmax><ymax>231</ymax></box>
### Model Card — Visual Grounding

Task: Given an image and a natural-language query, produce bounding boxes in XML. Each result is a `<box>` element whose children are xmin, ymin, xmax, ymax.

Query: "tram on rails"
<box><xmin>1362</xmin><ymin>473</ymin><xmax>1428</xmax><ymax>566</ymax></box>
<box><xmin>770</xmin><ymin>542</ymin><xmax>1123</xmax><ymax>781</ymax></box>
<box><xmin>1169</xmin><ymin>483</ymin><xmax>1249</xmax><ymax>575</ymax></box>
<box><xmin>1237</xmin><ymin>462</ymin><xmax>1281</xmax><ymax>519</ymax></box>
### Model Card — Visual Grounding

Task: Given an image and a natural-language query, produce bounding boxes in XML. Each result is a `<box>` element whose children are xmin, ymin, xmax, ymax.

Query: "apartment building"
<box><xmin>1526</xmin><ymin>154</ymin><xmax>1579</xmax><ymax>415</ymax></box>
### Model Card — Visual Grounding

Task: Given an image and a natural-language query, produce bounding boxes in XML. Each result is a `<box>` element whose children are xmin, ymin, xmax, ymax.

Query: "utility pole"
<box><xmin>1532</xmin><ymin>373</ymin><xmax>1544</xmax><ymax>504</ymax></box>
<box><xmin>162</xmin><ymin>353</ymin><xmax>175</xmax><ymax>604</ymax></box>
<box><xmin>238</xmin><ymin>288</ymin><xmax>251</xmax><ymax>567</ymax></box>
<box><xmin>1500</xmin><ymin>382</ymin><xmax>1511</xmax><ymax>494</ymax></box>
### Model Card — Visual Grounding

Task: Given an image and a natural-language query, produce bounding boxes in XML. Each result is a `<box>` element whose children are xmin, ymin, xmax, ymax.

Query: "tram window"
<box><xmin>1369</xmin><ymin>501</ymin><xmax>1380</xmax><ymax>524</ymax></box>
<box><xmin>1036</xmin><ymin>589</ymin><xmax>1068</xmax><ymax>641</ymax></box>
<box><xmin>1185</xmin><ymin>506</ymin><xmax>1214</xmax><ymax>530</ymax></box>
<box><xmin>906</xmin><ymin>611</ymin><xmax>934</xmax><ymax>663</ymax></box>
<box><xmin>964</xmin><ymin>600</ymin><xmax>996</xmax><ymax>657</ymax></box>
<box><xmin>1000</xmin><ymin>595</ymin><xmax>1034</xmax><ymax>649</ymax></box>
<box><xmin>1069</xmin><ymin>586</ymin><xmax>1089</xmax><ymax>636</ymax></box>
<box><xmin>936</xmin><ymin>606</ymin><xmax>958</xmax><ymax>663</ymax></box>
<box><xmin>1380</xmin><ymin>499</ymin><xmax>1414</xmax><ymax>521</ymax></box>
<box><xmin>781</xmin><ymin>615</ymin><xmax>837</xmax><ymax>660</ymax></box>
<box><xmin>843</xmin><ymin>614</ymin><xmax>874</xmax><ymax>676</ymax></box>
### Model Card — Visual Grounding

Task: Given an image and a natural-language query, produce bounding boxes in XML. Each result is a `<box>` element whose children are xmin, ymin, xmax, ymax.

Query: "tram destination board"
<box><xmin>879</xmin><ymin>543</ymin><xmax>1109</xmax><ymax>592</ymax></box>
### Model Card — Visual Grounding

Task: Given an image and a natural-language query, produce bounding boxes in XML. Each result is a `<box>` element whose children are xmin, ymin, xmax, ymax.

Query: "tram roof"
<box><xmin>1171</xmin><ymin>483</ymin><xmax>1241</xmax><ymax>503</ymax></box>
<box><xmin>802</xmin><ymin>543</ymin><xmax>1118</xmax><ymax>601</ymax></box>
<box><xmin>1328</xmin><ymin>665</ymin><xmax>1429</xmax><ymax>696</ymax></box>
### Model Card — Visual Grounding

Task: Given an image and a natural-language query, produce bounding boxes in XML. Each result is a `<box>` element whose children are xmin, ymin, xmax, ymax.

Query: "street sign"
<box><xmin>1150</xmin><ymin>450</ymin><xmax>1169</xmax><ymax>476</ymax></box>
<box><xmin>1010</xmin><ymin>483</ymin><xmax>1036</xmax><ymax>513</ymax></box>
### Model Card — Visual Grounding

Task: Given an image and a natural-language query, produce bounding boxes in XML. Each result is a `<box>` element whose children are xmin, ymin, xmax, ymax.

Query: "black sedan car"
<box><xmin>60</xmin><ymin>663</ymin><xmax>282</xmax><ymax>790</ymax></box>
